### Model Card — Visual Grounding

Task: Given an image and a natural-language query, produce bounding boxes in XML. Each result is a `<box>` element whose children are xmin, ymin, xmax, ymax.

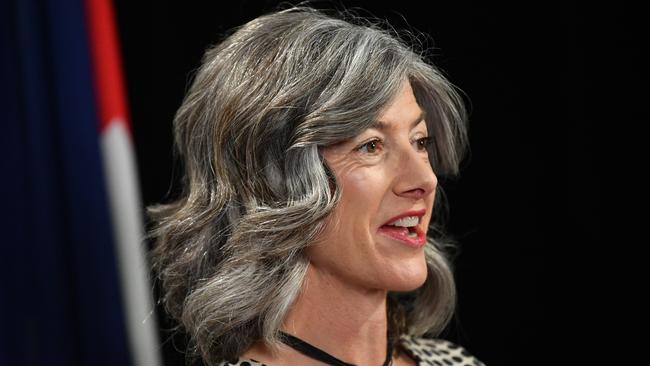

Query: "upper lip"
<box><xmin>381</xmin><ymin>209</ymin><xmax>427</xmax><ymax>227</ymax></box>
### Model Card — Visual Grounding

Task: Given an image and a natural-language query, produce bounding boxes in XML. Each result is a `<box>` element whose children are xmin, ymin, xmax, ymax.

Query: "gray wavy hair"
<box><xmin>147</xmin><ymin>6</ymin><xmax>468</xmax><ymax>365</ymax></box>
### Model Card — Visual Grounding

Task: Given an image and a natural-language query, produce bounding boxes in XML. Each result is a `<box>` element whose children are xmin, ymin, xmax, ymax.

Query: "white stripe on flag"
<box><xmin>100</xmin><ymin>119</ymin><xmax>162</xmax><ymax>366</ymax></box>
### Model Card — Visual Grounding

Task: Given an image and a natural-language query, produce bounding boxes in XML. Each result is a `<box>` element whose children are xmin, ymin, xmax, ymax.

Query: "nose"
<box><xmin>393</xmin><ymin>148</ymin><xmax>438</xmax><ymax>200</ymax></box>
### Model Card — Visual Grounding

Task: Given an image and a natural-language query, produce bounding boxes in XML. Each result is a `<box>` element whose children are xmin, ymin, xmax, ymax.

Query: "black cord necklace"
<box><xmin>278</xmin><ymin>331</ymin><xmax>393</xmax><ymax>366</ymax></box>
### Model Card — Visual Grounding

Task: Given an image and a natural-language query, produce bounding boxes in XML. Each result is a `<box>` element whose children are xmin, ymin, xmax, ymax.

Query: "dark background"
<box><xmin>113</xmin><ymin>1</ymin><xmax>643</xmax><ymax>364</ymax></box>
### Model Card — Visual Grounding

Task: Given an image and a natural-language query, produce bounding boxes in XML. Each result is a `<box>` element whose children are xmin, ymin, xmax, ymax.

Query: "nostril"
<box><xmin>407</xmin><ymin>188</ymin><xmax>426</xmax><ymax>198</ymax></box>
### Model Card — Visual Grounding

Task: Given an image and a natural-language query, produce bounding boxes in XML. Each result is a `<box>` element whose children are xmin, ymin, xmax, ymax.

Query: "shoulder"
<box><xmin>217</xmin><ymin>336</ymin><xmax>486</xmax><ymax>366</ymax></box>
<box><xmin>399</xmin><ymin>335</ymin><xmax>486</xmax><ymax>366</ymax></box>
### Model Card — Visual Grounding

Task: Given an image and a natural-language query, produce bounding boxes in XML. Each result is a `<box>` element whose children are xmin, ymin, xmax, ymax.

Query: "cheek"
<box><xmin>337</xmin><ymin>168</ymin><xmax>387</xmax><ymax>223</ymax></box>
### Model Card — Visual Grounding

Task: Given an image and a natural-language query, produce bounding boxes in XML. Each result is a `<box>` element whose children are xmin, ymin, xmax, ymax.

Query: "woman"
<box><xmin>148</xmin><ymin>6</ymin><xmax>484</xmax><ymax>366</ymax></box>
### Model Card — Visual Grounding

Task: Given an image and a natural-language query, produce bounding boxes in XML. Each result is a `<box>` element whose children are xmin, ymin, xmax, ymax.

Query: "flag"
<box><xmin>0</xmin><ymin>0</ymin><xmax>161</xmax><ymax>365</ymax></box>
<box><xmin>85</xmin><ymin>1</ymin><xmax>162</xmax><ymax>365</ymax></box>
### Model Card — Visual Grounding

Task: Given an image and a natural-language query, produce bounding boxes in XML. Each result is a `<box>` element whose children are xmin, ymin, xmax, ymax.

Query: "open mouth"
<box><xmin>380</xmin><ymin>224</ymin><xmax>419</xmax><ymax>237</ymax></box>
<box><xmin>379</xmin><ymin>215</ymin><xmax>426</xmax><ymax>247</ymax></box>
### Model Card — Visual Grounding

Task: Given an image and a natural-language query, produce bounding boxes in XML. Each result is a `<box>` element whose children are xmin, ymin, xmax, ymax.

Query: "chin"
<box><xmin>384</xmin><ymin>258</ymin><xmax>428</xmax><ymax>292</ymax></box>
<box><xmin>389</xmin><ymin>274</ymin><xmax>427</xmax><ymax>292</ymax></box>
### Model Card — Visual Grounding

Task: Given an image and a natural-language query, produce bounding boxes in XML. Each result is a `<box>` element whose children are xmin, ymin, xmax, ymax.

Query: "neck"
<box><xmin>280</xmin><ymin>263</ymin><xmax>390</xmax><ymax>365</ymax></box>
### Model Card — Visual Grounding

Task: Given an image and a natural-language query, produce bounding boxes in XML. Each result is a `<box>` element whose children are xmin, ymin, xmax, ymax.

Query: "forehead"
<box><xmin>370</xmin><ymin>82</ymin><xmax>426</xmax><ymax>131</ymax></box>
<box><xmin>369</xmin><ymin>110</ymin><xmax>426</xmax><ymax>131</ymax></box>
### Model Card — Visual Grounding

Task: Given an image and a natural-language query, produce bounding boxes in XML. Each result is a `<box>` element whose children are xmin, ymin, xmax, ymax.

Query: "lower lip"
<box><xmin>378</xmin><ymin>225</ymin><xmax>427</xmax><ymax>248</ymax></box>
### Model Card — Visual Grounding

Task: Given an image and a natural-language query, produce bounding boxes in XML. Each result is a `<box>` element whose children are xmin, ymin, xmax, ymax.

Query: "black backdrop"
<box><xmin>112</xmin><ymin>1</ymin><xmax>642</xmax><ymax>365</ymax></box>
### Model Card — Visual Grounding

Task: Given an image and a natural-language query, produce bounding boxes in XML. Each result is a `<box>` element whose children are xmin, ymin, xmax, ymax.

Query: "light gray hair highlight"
<box><xmin>147</xmin><ymin>6</ymin><xmax>468</xmax><ymax>365</ymax></box>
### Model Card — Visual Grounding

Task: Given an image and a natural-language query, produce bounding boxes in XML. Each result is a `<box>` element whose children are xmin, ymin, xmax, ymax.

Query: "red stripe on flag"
<box><xmin>85</xmin><ymin>0</ymin><xmax>131</xmax><ymax>134</ymax></box>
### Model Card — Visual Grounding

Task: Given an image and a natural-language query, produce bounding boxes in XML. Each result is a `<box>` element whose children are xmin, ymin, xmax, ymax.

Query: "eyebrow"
<box><xmin>369</xmin><ymin>110</ymin><xmax>427</xmax><ymax>131</ymax></box>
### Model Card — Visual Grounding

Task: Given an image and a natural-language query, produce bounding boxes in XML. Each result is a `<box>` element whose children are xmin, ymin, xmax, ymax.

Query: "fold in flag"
<box><xmin>1</xmin><ymin>0</ymin><xmax>161</xmax><ymax>365</ymax></box>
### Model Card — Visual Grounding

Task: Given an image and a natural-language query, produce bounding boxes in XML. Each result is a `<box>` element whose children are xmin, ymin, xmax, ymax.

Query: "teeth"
<box><xmin>387</xmin><ymin>216</ymin><xmax>419</xmax><ymax>227</ymax></box>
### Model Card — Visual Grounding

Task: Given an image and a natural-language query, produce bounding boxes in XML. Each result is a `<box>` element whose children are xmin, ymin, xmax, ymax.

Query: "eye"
<box><xmin>356</xmin><ymin>138</ymin><xmax>383</xmax><ymax>154</ymax></box>
<box><xmin>415</xmin><ymin>136</ymin><xmax>434</xmax><ymax>151</ymax></box>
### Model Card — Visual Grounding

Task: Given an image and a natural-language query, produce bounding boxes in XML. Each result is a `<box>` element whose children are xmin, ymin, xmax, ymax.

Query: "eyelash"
<box><xmin>356</xmin><ymin>139</ymin><xmax>382</xmax><ymax>154</ymax></box>
<box><xmin>415</xmin><ymin>136</ymin><xmax>434</xmax><ymax>151</ymax></box>
<box><xmin>356</xmin><ymin>136</ymin><xmax>433</xmax><ymax>154</ymax></box>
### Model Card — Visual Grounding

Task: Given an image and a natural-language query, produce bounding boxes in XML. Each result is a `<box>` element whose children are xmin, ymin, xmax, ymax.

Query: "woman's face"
<box><xmin>308</xmin><ymin>82</ymin><xmax>437</xmax><ymax>292</ymax></box>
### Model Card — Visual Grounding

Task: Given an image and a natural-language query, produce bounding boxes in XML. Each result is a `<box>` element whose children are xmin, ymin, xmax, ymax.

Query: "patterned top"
<box><xmin>218</xmin><ymin>335</ymin><xmax>485</xmax><ymax>366</ymax></box>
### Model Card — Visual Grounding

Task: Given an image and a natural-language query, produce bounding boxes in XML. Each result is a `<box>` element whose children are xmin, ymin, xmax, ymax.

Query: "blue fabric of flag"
<box><xmin>0</xmin><ymin>0</ymin><xmax>132</xmax><ymax>365</ymax></box>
